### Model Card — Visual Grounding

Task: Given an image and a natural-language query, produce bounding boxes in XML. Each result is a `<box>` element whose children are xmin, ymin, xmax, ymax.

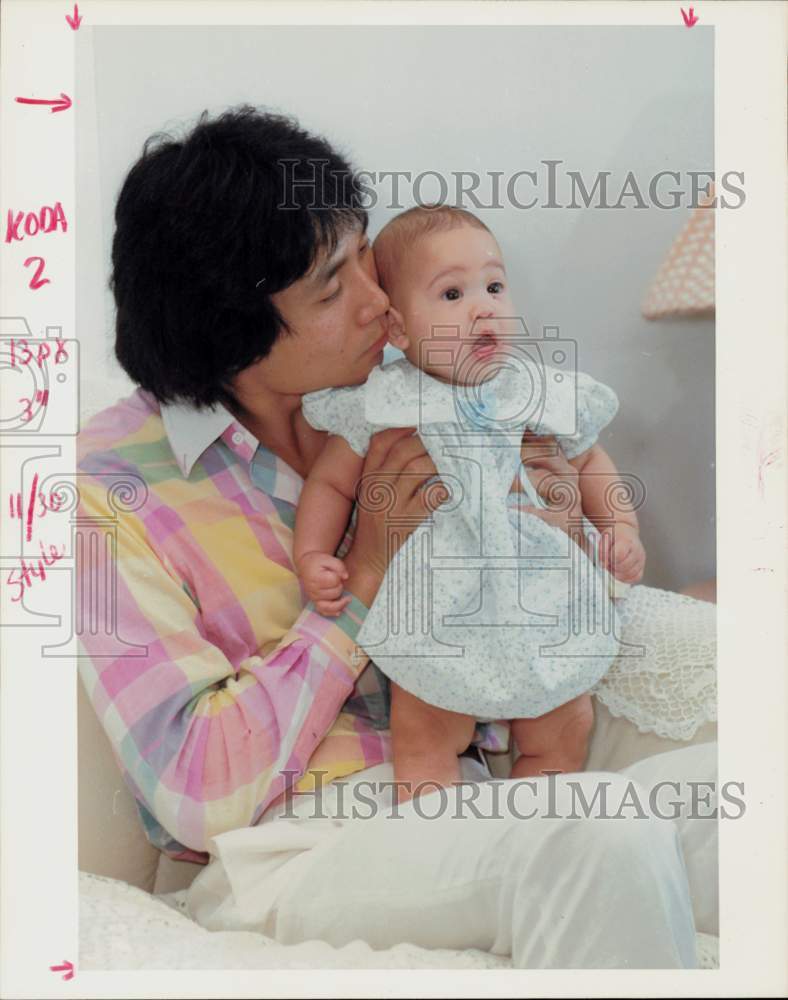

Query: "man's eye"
<box><xmin>321</xmin><ymin>286</ymin><xmax>341</xmax><ymax>304</ymax></box>
<box><xmin>442</xmin><ymin>288</ymin><xmax>461</xmax><ymax>301</ymax></box>
<box><xmin>488</xmin><ymin>281</ymin><xmax>504</xmax><ymax>294</ymax></box>
<box><xmin>359</xmin><ymin>240</ymin><xmax>370</xmax><ymax>255</ymax></box>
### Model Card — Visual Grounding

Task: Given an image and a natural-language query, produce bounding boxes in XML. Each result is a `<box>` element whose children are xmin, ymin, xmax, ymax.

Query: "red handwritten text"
<box><xmin>8</xmin><ymin>476</ymin><xmax>65</xmax><ymax>541</ymax></box>
<box><xmin>24</xmin><ymin>255</ymin><xmax>50</xmax><ymax>290</ymax></box>
<box><xmin>18</xmin><ymin>391</ymin><xmax>49</xmax><ymax>424</ymax></box>
<box><xmin>7</xmin><ymin>337</ymin><xmax>69</xmax><ymax>368</ymax></box>
<box><xmin>6</xmin><ymin>541</ymin><xmax>66</xmax><ymax>603</ymax></box>
<box><xmin>5</xmin><ymin>202</ymin><xmax>68</xmax><ymax>243</ymax></box>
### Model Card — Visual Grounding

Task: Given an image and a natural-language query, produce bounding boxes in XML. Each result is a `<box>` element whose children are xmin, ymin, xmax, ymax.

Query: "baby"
<box><xmin>295</xmin><ymin>206</ymin><xmax>646</xmax><ymax>798</ymax></box>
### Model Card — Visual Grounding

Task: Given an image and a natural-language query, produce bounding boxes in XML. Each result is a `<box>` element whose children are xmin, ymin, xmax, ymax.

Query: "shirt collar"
<box><xmin>160</xmin><ymin>398</ymin><xmax>304</xmax><ymax>507</ymax></box>
<box><xmin>161</xmin><ymin>398</ymin><xmax>244</xmax><ymax>475</ymax></box>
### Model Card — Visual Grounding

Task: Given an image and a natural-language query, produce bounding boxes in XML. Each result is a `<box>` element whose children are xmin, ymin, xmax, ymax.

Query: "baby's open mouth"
<box><xmin>471</xmin><ymin>330</ymin><xmax>498</xmax><ymax>359</ymax></box>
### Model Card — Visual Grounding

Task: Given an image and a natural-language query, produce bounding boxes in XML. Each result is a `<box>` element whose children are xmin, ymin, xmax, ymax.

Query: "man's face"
<box><xmin>390</xmin><ymin>225</ymin><xmax>519</xmax><ymax>384</ymax></box>
<box><xmin>244</xmin><ymin>224</ymin><xmax>390</xmax><ymax>397</ymax></box>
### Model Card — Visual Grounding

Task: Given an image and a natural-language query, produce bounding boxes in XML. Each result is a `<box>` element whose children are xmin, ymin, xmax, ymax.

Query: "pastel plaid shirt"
<box><xmin>76</xmin><ymin>389</ymin><xmax>507</xmax><ymax>863</ymax></box>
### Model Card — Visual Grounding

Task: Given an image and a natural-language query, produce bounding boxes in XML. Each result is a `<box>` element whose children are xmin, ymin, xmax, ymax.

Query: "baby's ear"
<box><xmin>384</xmin><ymin>307</ymin><xmax>409</xmax><ymax>349</ymax></box>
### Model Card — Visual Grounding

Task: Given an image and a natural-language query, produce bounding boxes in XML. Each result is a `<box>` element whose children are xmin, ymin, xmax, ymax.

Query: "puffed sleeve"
<box><xmin>554</xmin><ymin>371</ymin><xmax>619</xmax><ymax>459</ymax></box>
<box><xmin>301</xmin><ymin>384</ymin><xmax>376</xmax><ymax>458</ymax></box>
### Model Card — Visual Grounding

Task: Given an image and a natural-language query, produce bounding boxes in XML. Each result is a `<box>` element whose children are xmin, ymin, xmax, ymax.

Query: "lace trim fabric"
<box><xmin>591</xmin><ymin>585</ymin><xmax>717</xmax><ymax>742</ymax></box>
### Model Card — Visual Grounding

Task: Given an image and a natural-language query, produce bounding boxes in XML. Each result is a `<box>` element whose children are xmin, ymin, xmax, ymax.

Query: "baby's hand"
<box><xmin>297</xmin><ymin>552</ymin><xmax>351</xmax><ymax>617</ymax></box>
<box><xmin>598</xmin><ymin>524</ymin><xmax>646</xmax><ymax>584</ymax></box>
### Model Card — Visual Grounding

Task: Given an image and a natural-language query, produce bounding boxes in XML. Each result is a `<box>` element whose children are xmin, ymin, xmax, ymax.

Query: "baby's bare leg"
<box><xmin>390</xmin><ymin>683</ymin><xmax>476</xmax><ymax>803</ymax></box>
<box><xmin>510</xmin><ymin>694</ymin><xmax>594</xmax><ymax>778</ymax></box>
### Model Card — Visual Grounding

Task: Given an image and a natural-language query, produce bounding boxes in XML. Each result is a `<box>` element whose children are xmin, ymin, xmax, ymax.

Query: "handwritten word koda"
<box><xmin>5</xmin><ymin>202</ymin><xmax>68</xmax><ymax>243</ymax></box>
<box><xmin>5</xmin><ymin>202</ymin><xmax>68</xmax><ymax>290</ymax></box>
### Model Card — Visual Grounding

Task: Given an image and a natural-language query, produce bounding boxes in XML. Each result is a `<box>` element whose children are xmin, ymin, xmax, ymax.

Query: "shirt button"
<box><xmin>232</xmin><ymin>432</ymin><xmax>243</xmax><ymax>444</ymax></box>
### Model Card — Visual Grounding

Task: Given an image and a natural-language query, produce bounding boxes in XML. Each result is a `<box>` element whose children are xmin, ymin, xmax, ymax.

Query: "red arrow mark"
<box><xmin>681</xmin><ymin>6</ymin><xmax>699</xmax><ymax>27</ymax></box>
<box><xmin>15</xmin><ymin>94</ymin><xmax>72</xmax><ymax>114</ymax></box>
<box><xmin>65</xmin><ymin>4</ymin><xmax>83</xmax><ymax>30</ymax></box>
<box><xmin>49</xmin><ymin>960</ymin><xmax>74</xmax><ymax>981</ymax></box>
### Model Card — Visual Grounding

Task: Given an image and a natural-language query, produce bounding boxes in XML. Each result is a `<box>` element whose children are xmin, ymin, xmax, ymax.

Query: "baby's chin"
<box><xmin>416</xmin><ymin>361</ymin><xmax>468</xmax><ymax>387</ymax></box>
<box><xmin>416</xmin><ymin>355</ymin><xmax>499</xmax><ymax>388</ymax></box>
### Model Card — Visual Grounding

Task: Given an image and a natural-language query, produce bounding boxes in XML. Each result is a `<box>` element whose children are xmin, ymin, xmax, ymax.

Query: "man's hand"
<box><xmin>343</xmin><ymin>427</ymin><xmax>448</xmax><ymax>607</ymax></box>
<box><xmin>513</xmin><ymin>432</ymin><xmax>589</xmax><ymax>550</ymax></box>
<box><xmin>297</xmin><ymin>551</ymin><xmax>350</xmax><ymax>617</ymax></box>
<box><xmin>598</xmin><ymin>523</ymin><xmax>646</xmax><ymax>584</ymax></box>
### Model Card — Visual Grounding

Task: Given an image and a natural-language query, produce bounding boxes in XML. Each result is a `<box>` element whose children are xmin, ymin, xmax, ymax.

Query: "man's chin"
<box><xmin>340</xmin><ymin>360</ymin><xmax>380</xmax><ymax>388</ymax></box>
<box><xmin>360</xmin><ymin>350</ymin><xmax>385</xmax><ymax>377</ymax></box>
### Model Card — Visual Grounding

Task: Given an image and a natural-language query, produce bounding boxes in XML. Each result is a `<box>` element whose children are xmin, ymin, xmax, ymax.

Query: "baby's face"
<box><xmin>386</xmin><ymin>225</ymin><xmax>520</xmax><ymax>384</ymax></box>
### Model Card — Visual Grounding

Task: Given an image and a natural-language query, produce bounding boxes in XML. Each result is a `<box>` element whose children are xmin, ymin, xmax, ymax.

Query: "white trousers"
<box><xmin>186</xmin><ymin>742</ymin><xmax>718</xmax><ymax>969</ymax></box>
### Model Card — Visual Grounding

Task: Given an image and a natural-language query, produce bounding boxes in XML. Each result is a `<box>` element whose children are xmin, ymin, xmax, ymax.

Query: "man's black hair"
<box><xmin>111</xmin><ymin>105</ymin><xmax>367</xmax><ymax>409</ymax></box>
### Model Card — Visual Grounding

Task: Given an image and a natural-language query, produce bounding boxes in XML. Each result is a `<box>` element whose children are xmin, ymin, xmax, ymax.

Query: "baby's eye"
<box><xmin>442</xmin><ymin>287</ymin><xmax>462</xmax><ymax>302</ymax></box>
<box><xmin>488</xmin><ymin>281</ymin><xmax>504</xmax><ymax>294</ymax></box>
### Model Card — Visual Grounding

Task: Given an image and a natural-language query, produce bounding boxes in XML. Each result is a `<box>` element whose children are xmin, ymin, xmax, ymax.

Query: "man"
<box><xmin>77</xmin><ymin>105</ymin><xmax>715</xmax><ymax>967</ymax></box>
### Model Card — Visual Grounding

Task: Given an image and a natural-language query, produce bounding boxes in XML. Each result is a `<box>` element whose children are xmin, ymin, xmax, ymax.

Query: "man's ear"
<box><xmin>384</xmin><ymin>307</ymin><xmax>409</xmax><ymax>350</ymax></box>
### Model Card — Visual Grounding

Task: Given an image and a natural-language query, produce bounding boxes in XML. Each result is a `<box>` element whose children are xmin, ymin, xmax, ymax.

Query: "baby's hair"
<box><xmin>373</xmin><ymin>204</ymin><xmax>492</xmax><ymax>296</ymax></box>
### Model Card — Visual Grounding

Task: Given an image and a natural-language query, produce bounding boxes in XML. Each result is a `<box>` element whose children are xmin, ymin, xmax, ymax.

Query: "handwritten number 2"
<box><xmin>23</xmin><ymin>256</ymin><xmax>50</xmax><ymax>290</ymax></box>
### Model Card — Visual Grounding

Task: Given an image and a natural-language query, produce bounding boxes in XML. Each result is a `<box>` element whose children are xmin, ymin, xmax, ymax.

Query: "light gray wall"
<box><xmin>77</xmin><ymin>25</ymin><xmax>715</xmax><ymax>591</ymax></box>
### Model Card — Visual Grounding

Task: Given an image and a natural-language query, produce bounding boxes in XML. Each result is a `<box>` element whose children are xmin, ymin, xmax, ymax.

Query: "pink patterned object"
<box><xmin>642</xmin><ymin>189</ymin><xmax>715</xmax><ymax>319</ymax></box>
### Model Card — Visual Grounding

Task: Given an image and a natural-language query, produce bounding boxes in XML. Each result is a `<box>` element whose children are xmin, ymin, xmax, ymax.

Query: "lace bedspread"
<box><xmin>79</xmin><ymin>871</ymin><xmax>719</xmax><ymax>970</ymax></box>
<box><xmin>592</xmin><ymin>585</ymin><xmax>717</xmax><ymax>742</ymax></box>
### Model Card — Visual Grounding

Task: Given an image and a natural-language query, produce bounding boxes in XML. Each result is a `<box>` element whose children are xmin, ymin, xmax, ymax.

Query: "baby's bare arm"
<box><xmin>294</xmin><ymin>435</ymin><xmax>364</xmax><ymax>567</ymax></box>
<box><xmin>569</xmin><ymin>444</ymin><xmax>646</xmax><ymax>583</ymax></box>
<box><xmin>568</xmin><ymin>444</ymin><xmax>639</xmax><ymax>534</ymax></box>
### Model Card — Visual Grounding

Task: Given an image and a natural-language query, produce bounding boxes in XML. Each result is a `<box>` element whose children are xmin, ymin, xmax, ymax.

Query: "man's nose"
<box><xmin>358</xmin><ymin>272</ymin><xmax>390</xmax><ymax>326</ymax></box>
